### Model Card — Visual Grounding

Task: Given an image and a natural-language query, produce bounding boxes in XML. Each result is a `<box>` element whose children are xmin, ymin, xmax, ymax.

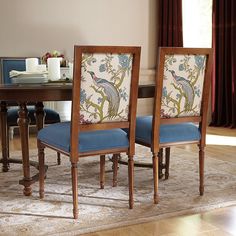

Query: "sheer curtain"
<box><xmin>182</xmin><ymin>0</ymin><xmax>213</xmax><ymax>124</ymax></box>
<box><xmin>182</xmin><ymin>0</ymin><xmax>212</xmax><ymax>48</ymax></box>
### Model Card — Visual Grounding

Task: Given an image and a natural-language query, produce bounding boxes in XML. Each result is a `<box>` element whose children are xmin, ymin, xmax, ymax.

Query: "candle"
<box><xmin>47</xmin><ymin>57</ymin><xmax>61</xmax><ymax>81</ymax></box>
<box><xmin>25</xmin><ymin>58</ymin><xmax>39</xmax><ymax>72</ymax></box>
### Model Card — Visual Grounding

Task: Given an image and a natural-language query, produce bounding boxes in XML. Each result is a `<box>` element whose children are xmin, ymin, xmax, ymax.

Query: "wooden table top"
<box><xmin>0</xmin><ymin>83</ymin><xmax>155</xmax><ymax>102</ymax></box>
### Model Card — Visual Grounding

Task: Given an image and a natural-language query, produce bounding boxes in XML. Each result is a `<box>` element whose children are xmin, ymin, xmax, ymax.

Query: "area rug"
<box><xmin>1</xmin><ymin>145</ymin><xmax>236</xmax><ymax>235</ymax></box>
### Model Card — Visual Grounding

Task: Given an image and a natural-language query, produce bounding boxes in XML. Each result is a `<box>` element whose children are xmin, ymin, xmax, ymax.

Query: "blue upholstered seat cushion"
<box><xmin>38</xmin><ymin>122</ymin><xmax>129</xmax><ymax>153</ymax></box>
<box><xmin>7</xmin><ymin>107</ymin><xmax>61</xmax><ymax>126</ymax></box>
<box><xmin>135</xmin><ymin>116</ymin><xmax>201</xmax><ymax>145</ymax></box>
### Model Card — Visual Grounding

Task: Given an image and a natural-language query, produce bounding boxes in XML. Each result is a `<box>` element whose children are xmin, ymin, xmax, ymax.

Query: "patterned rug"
<box><xmin>1</xmin><ymin>145</ymin><xmax>236</xmax><ymax>235</ymax></box>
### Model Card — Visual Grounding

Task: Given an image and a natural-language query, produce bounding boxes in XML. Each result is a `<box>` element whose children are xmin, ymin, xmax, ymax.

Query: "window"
<box><xmin>182</xmin><ymin>0</ymin><xmax>213</xmax><ymax>48</ymax></box>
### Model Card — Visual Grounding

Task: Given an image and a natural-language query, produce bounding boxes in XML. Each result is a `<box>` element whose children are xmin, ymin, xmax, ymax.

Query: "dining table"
<box><xmin>0</xmin><ymin>83</ymin><xmax>155</xmax><ymax>196</ymax></box>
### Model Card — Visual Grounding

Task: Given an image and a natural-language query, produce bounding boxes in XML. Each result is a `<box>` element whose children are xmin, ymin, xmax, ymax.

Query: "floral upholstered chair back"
<box><xmin>161</xmin><ymin>51</ymin><xmax>207</xmax><ymax>118</ymax></box>
<box><xmin>80</xmin><ymin>52</ymin><xmax>133</xmax><ymax>124</ymax></box>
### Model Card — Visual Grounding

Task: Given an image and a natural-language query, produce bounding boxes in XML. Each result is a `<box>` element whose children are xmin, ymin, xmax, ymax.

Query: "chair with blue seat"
<box><xmin>136</xmin><ymin>47</ymin><xmax>213</xmax><ymax>203</ymax></box>
<box><xmin>112</xmin><ymin>47</ymin><xmax>213</xmax><ymax>204</ymax></box>
<box><xmin>0</xmin><ymin>57</ymin><xmax>61</xmax><ymax>165</ymax></box>
<box><xmin>37</xmin><ymin>45</ymin><xmax>141</xmax><ymax>219</ymax></box>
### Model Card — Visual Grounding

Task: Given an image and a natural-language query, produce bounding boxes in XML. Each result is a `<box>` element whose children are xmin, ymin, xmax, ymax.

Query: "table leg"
<box><xmin>35</xmin><ymin>102</ymin><xmax>61</xmax><ymax>166</ymax></box>
<box><xmin>35</xmin><ymin>102</ymin><xmax>48</xmax><ymax>182</ymax></box>
<box><xmin>17</xmin><ymin>102</ymin><xmax>32</xmax><ymax>196</ymax></box>
<box><xmin>0</xmin><ymin>101</ymin><xmax>9</xmax><ymax>172</ymax></box>
<box><xmin>35</xmin><ymin>102</ymin><xmax>45</xmax><ymax>131</ymax></box>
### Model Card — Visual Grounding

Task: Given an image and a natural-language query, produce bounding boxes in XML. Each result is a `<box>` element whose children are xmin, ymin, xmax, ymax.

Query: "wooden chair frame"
<box><xmin>147</xmin><ymin>47</ymin><xmax>213</xmax><ymax>202</ymax></box>
<box><xmin>112</xmin><ymin>47</ymin><xmax>212</xmax><ymax>205</ymax></box>
<box><xmin>38</xmin><ymin>45</ymin><xmax>141</xmax><ymax>219</ymax></box>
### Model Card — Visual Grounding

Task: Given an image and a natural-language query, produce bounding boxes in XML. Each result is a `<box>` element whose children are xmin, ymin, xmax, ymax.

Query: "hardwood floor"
<box><xmin>4</xmin><ymin>127</ymin><xmax>236</xmax><ymax>236</ymax></box>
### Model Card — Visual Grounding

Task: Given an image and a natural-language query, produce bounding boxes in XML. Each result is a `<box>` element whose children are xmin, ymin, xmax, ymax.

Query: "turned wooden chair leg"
<box><xmin>199</xmin><ymin>146</ymin><xmax>204</xmax><ymax>196</ymax></box>
<box><xmin>7</xmin><ymin>126</ymin><xmax>10</xmax><ymax>159</ymax></box>
<box><xmin>38</xmin><ymin>143</ymin><xmax>45</xmax><ymax>199</ymax></box>
<box><xmin>100</xmin><ymin>155</ymin><xmax>105</xmax><ymax>189</ymax></box>
<box><xmin>112</xmin><ymin>154</ymin><xmax>119</xmax><ymax>187</ymax></box>
<box><xmin>152</xmin><ymin>152</ymin><xmax>159</xmax><ymax>204</ymax></box>
<box><xmin>71</xmin><ymin>162</ymin><xmax>78</xmax><ymax>219</ymax></box>
<box><xmin>57</xmin><ymin>152</ymin><xmax>61</xmax><ymax>165</ymax></box>
<box><xmin>165</xmin><ymin>147</ymin><xmax>170</xmax><ymax>180</ymax></box>
<box><xmin>158</xmin><ymin>149</ymin><xmax>164</xmax><ymax>179</ymax></box>
<box><xmin>128</xmin><ymin>155</ymin><xmax>134</xmax><ymax>209</ymax></box>
<box><xmin>4</xmin><ymin>126</ymin><xmax>10</xmax><ymax>172</ymax></box>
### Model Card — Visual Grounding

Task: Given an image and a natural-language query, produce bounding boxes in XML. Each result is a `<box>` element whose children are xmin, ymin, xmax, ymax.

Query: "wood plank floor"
<box><xmin>5</xmin><ymin>127</ymin><xmax>236</xmax><ymax>236</ymax></box>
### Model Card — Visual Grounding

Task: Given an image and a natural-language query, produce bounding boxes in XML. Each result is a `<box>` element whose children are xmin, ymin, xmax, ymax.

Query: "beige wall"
<box><xmin>0</xmin><ymin>0</ymin><xmax>157</xmax><ymax>71</ymax></box>
<box><xmin>0</xmin><ymin>0</ymin><xmax>157</xmax><ymax>119</ymax></box>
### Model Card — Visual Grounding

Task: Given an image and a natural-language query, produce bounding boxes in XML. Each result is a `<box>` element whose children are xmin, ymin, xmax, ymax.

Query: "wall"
<box><xmin>0</xmin><ymin>0</ymin><xmax>157</xmax><ymax>69</ymax></box>
<box><xmin>0</xmin><ymin>0</ymin><xmax>157</xmax><ymax>119</ymax></box>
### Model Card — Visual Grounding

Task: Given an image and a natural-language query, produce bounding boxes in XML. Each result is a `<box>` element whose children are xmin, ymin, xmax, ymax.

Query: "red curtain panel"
<box><xmin>158</xmin><ymin>0</ymin><xmax>183</xmax><ymax>47</ymax></box>
<box><xmin>211</xmin><ymin>0</ymin><xmax>236</xmax><ymax>127</ymax></box>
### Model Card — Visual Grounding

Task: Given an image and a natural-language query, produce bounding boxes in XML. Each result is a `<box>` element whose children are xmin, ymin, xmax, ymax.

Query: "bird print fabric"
<box><xmin>80</xmin><ymin>53</ymin><xmax>132</xmax><ymax>123</ymax></box>
<box><xmin>161</xmin><ymin>54</ymin><xmax>206</xmax><ymax>118</ymax></box>
<box><xmin>169</xmin><ymin>70</ymin><xmax>194</xmax><ymax>111</ymax></box>
<box><xmin>87</xmin><ymin>71</ymin><xmax>120</xmax><ymax>117</ymax></box>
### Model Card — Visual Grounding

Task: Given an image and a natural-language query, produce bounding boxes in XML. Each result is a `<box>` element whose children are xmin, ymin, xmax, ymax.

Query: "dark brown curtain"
<box><xmin>211</xmin><ymin>0</ymin><xmax>236</xmax><ymax>127</ymax></box>
<box><xmin>158</xmin><ymin>0</ymin><xmax>183</xmax><ymax>47</ymax></box>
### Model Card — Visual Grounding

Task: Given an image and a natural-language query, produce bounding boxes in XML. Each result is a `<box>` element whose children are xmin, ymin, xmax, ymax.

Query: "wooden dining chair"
<box><xmin>112</xmin><ymin>47</ymin><xmax>213</xmax><ymax>204</ymax></box>
<box><xmin>0</xmin><ymin>57</ymin><xmax>62</xmax><ymax>165</ymax></box>
<box><xmin>37</xmin><ymin>45</ymin><xmax>141</xmax><ymax>219</ymax></box>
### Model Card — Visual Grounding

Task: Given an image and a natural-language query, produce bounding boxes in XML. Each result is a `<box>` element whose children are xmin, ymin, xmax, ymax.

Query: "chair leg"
<box><xmin>199</xmin><ymin>146</ymin><xmax>205</xmax><ymax>196</ymax></box>
<box><xmin>38</xmin><ymin>143</ymin><xmax>45</xmax><ymax>199</ymax></box>
<box><xmin>9</xmin><ymin>127</ymin><xmax>14</xmax><ymax>140</ymax></box>
<box><xmin>158</xmin><ymin>149</ymin><xmax>164</xmax><ymax>179</ymax></box>
<box><xmin>7</xmin><ymin>128</ymin><xmax>10</xmax><ymax>160</ymax></box>
<box><xmin>57</xmin><ymin>152</ymin><xmax>61</xmax><ymax>165</ymax></box>
<box><xmin>128</xmin><ymin>155</ymin><xmax>134</xmax><ymax>209</ymax></box>
<box><xmin>1</xmin><ymin>127</ymin><xmax>10</xmax><ymax>172</ymax></box>
<box><xmin>152</xmin><ymin>152</ymin><xmax>159</xmax><ymax>204</ymax></box>
<box><xmin>100</xmin><ymin>155</ymin><xmax>105</xmax><ymax>189</ymax></box>
<box><xmin>112</xmin><ymin>154</ymin><xmax>119</xmax><ymax>187</ymax></box>
<box><xmin>71</xmin><ymin>162</ymin><xmax>78</xmax><ymax>219</ymax></box>
<box><xmin>7</xmin><ymin>126</ymin><xmax>10</xmax><ymax>164</ymax></box>
<box><xmin>165</xmin><ymin>147</ymin><xmax>170</xmax><ymax>180</ymax></box>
